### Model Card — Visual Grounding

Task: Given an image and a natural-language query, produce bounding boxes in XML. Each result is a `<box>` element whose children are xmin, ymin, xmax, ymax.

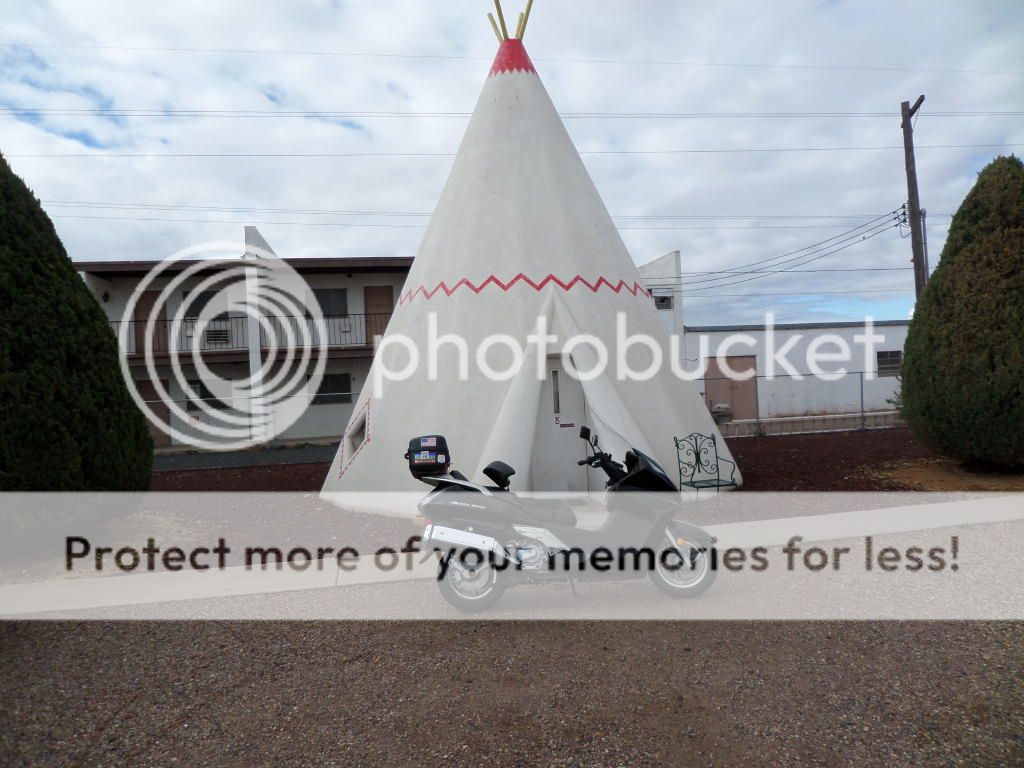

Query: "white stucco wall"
<box><xmin>682</xmin><ymin>322</ymin><xmax>908</xmax><ymax>418</ymax></box>
<box><xmin>131</xmin><ymin>357</ymin><xmax>374</xmax><ymax>447</ymax></box>
<box><xmin>638</xmin><ymin>250</ymin><xmax>684</xmax><ymax>336</ymax></box>
<box><xmin>81</xmin><ymin>252</ymin><xmax>408</xmax><ymax>447</ymax></box>
<box><xmin>277</xmin><ymin>357</ymin><xmax>373</xmax><ymax>442</ymax></box>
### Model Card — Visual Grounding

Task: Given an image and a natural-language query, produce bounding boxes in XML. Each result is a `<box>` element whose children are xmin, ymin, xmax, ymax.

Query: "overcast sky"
<box><xmin>2</xmin><ymin>0</ymin><xmax>1022</xmax><ymax>324</ymax></box>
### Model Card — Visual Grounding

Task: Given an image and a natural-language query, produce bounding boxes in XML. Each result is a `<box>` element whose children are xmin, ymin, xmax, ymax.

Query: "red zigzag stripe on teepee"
<box><xmin>398</xmin><ymin>274</ymin><xmax>651</xmax><ymax>305</ymax></box>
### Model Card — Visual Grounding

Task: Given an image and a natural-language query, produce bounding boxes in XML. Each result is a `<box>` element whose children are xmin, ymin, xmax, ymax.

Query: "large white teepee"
<box><xmin>322</xmin><ymin>28</ymin><xmax>740</xmax><ymax>497</ymax></box>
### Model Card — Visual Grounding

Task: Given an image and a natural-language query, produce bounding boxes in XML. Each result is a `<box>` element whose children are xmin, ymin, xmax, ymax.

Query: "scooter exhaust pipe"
<box><xmin>421</xmin><ymin>524</ymin><xmax>519</xmax><ymax>565</ymax></box>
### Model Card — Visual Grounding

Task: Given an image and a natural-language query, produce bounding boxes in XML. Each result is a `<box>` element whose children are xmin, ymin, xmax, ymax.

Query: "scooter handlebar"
<box><xmin>578</xmin><ymin>453</ymin><xmax>624</xmax><ymax>471</ymax></box>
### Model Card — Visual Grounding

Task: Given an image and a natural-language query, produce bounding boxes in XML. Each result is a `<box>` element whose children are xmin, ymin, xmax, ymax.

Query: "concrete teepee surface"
<box><xmin>321</xmin><ymin>35</ymin><xmax>739</xmax><ymax>498</ymax></box>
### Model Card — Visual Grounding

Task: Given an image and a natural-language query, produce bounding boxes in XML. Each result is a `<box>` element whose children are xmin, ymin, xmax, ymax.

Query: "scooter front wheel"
<box><xmin>437</xmin><ymin>551</ymin><xmax>505</xmax><ymax>612</ymax></box>
<box><xmin>650</xmin><ymin>543</ymin><xmax>717</xmax><ymax>598</ymax></box>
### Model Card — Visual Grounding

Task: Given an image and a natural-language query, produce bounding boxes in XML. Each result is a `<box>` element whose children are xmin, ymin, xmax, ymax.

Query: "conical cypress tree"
<box><xmin>0</xmin><ymin>152</ymin><xmax>152</xmax><ymax>489</ymax></box>
<box><xmin>901</xmin><ymin>154</ymin><xmax>1024</xmax><ymax>467</ymax></box>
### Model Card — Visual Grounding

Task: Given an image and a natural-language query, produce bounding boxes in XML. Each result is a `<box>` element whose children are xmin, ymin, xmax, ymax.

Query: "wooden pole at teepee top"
<box><xmin>487</xmin><ymin>12</ymin><xmax>503</xmax><ymax>43</ymax></box>
<box><xmin>489</xmin><ymin>1</ymin><xmax>535</xmax><ymax>43</ymax></box>
<box><xmin>520</xmin><ymin>0</ymin><xmax>535</xmax><ymax>40</ymax></box>
<box><xmin>492</xmin><ymin>0</ymin><xmax>509</xmax><ymax>40</ymax></box>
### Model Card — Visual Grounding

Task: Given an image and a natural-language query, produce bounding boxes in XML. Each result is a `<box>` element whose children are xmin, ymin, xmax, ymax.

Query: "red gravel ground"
<box><xmin>151</xmin><ymin>461</ymin><xmax>333</xmax><ymax>492</ymax></box>
<box><xmin>726</xmin><ymin>428</ymin><xmax>935</xmax><ymax>491</ymax></box>
<box><xmin>4</xmin><ymin>429</ymin><xmax>1021</xmax><ymax>766</ymax></box>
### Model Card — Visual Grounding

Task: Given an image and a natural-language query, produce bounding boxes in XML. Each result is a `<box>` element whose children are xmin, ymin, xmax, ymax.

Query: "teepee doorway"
<box><xmin>531</xmin><ymin>358</ymin><xmax>592</xmax><ymax>492</ymax></box>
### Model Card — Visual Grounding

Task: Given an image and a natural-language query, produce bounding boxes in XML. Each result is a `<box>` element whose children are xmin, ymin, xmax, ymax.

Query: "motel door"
<box><xmin>531</xmin><ymin>358</ymin><xmax>591</xmax><ymax>493</ymax></box>
<box><xmin>133</xmin><ymin>290</ymin><xmax>167</xmax><ymax>355</ymax></box>
<box><xmin>363</xmin><ymin>286</ymin><xmax>394</xmax><ymax>341</ymax></box>
<box><xmin>135</xmin><ymin>379</ymin><xmax>172</xmax><ymax>448</ymax></box>
<box><xmin>703</xmin><ymin>356</ymin><xmax>759</xmax><ymax>421</ymax></box>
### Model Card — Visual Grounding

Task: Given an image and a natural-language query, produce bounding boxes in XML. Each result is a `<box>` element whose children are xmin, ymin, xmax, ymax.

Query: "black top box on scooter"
<box><xmin>405</xmin><ymin>435</ymin><xmax>451</xmax><ymax>479</ymax></box>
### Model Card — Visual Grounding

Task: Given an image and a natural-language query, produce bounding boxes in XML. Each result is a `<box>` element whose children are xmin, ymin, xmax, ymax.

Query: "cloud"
<box><xmin>1</xmin><ymin>0</ymin><xmax>1022</xmax><ymax>325</ymax></box>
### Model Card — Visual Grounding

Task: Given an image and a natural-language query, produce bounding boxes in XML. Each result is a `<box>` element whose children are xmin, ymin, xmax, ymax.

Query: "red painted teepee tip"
<box><xmin>489</xmin><ymin>38</ymin><xmax>536</xmax><ymax>76</ymax></box>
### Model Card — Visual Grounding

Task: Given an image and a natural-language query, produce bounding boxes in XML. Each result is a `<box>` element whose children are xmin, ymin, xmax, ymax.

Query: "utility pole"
<box><xmin>921</xmin><ymin>208</ymin><xmax>929</xmax><ymax>276</ymax></box>
<box><xmin>901</xmin><ymin>95</ymin><xmax>927</xmax><ymax>298</ymax></box>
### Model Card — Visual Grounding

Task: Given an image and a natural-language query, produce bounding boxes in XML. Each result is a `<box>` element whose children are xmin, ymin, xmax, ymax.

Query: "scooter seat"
<box><xmin>521</xmin><ymin>498</ymin><xmax>578</xmax><ymax>527</ymax></box>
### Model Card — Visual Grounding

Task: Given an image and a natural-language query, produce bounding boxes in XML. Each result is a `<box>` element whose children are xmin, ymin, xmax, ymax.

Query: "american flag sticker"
<box><xmin>421</xmin><ymin>437</ymin><xmax>437</xmax><ymax>447</ymax></box>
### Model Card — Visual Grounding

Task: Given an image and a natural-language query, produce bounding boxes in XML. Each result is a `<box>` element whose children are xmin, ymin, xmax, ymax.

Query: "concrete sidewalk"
<box><xmin>153</xmin><ymin>443</ymin><xmax>339</xmax><ymax>472</ymax></box>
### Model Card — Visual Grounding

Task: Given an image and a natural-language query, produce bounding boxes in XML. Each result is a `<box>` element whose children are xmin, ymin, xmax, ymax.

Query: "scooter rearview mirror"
<box><xmin>579</xmin><ymin>426</ymin><xmax>591</xmax><ymax>441</ymax></box>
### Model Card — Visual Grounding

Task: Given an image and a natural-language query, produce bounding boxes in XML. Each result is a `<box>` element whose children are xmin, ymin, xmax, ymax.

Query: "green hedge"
<box><xmin>901</xmin><ymin>155</ymin><xmax>1024</xmax><ymax>467</ymax></box>
<box><xmin>0</xmin><ymin>152</ymin><xmax>152</xmax><ymax>490</ymax></box>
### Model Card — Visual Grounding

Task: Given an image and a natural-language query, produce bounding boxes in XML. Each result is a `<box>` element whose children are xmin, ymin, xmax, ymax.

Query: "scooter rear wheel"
<box><xmin>437</xmin><ymin>551</ymin><xmax>505</xmax><ymax>612</ymax></box>
<box><xmin>650</xmin><ymin>543</ymin><xmax>716</xmax><ymax>598</ymax></box>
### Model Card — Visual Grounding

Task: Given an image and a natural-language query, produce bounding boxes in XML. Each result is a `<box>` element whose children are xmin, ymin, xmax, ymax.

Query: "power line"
<box><xmin>10</xmin><ymin>143</ymin><xmax>1020</xmax><ymax>158</ymax></box>
<box><xmin>616</xmin><ymin>213</ymin><xmax>952</xmax><ymax>220</ymax></box>
<box><xmin>3</xmin><ymin>107</ymin><xmax>1020</xmax><ymax>119</ymax></box>
<box><xmin>5</xmin><ymin>42</ymin><xmax>1021</xmax><ymax>76</ymax></box>
<box><xmin>42</xmin><ymin>202</ymin><xmax>908</xmax><ymax>243</ymax></box>
<box><xmin>683</xmin><ymin>225</ymin><xmax>899</xmax><ymax>291</ymax></box>
<box><xmin>50</xmin><ymin>215</ymin><xmax>427</xmax><ymax>229</ymax></box>
<box><xmin>682</xmin><ymin>289</ymin><xmax>910</xmax><ymax>297</ymax></box>
<box><xmin>673</xmin><ymin>211</ymin><xmax>899</xmax><ymax>286</ymax></box>
<box><xmin>650</xmin><ymin>215</ymin><xmax>903</xmax><ymax>291</ymax></box>
<box><xmin>44</xmin><ymin>201</ymin><xmax>436</xmax><ymax>217</ymax></box>
<box><xmin>645</xmin><ymin>267</ymin><xmax>912</xmax><ymax>278</ymax></box>
<box><xmin>40</xmin><ymin>200</ymin><xmax>953</xmax><ymax>220</ymax></box>
<box><xmin>46</xmin><ymin>213</ymin><xmax>900</xmax><ymax>231</ymax></box>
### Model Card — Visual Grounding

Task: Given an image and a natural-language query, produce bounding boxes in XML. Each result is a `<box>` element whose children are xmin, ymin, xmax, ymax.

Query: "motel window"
<box><xmin>313</xmin><ymin>289</ymin><xmax>348</xmax><ymax>318</ymax></box>
<box><xmin>183</xmin><ymin>290</ymin><xmax>230</xmax><ymax>320</ymax></box>
<box><xmin>313</xmin><ymin>373</ymin><xmax>353</xmax><ymax>405</ymax></box>
<box><xmin>876</xmin><ymin>350</ymin><xmax>903</xmax><ymax>377</ymax></box>
<box><xmin>187</xmin><ymin>380</ymin><xmax>229</xmax><ymax>411</ymax></box>
<box><xmin>653</xmin><ymin>294</ymin><xmax>674</xmax><ymax>311</ymax></box>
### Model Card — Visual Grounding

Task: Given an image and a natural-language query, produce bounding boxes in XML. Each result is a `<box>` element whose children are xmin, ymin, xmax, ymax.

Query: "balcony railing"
<box><xmin>109</xmin><ymin>313</ymin><xmax>392</xmax><ymax>356</ymax></box>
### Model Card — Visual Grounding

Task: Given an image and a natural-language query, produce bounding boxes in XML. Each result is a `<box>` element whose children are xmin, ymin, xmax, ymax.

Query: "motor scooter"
<box><xmin>408</xmin><ymin>427</ymin><xmax>717</xmax><ymax>612</ymax></box>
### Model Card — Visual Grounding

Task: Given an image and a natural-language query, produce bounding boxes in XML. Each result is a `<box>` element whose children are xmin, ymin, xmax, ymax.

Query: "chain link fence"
<box><xmin>697</xmin><ymin>370</ymin><xmax>904</xmax><ymax>438</ymax></box>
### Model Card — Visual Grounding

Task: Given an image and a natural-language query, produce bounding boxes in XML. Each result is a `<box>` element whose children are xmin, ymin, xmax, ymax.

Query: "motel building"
<box><xmin>76</xmin><ymin>236</ymin><xmax>907</xmax><ymax>451</ymax></box>
<box><xmin>75</xmin><ymin>228</ymin><xmax>411</xmax><ymax>449</ymax></box>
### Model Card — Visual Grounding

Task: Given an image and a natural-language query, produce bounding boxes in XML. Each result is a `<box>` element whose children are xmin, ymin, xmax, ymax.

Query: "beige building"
<box><xmin>75</xmin><ymin>240</ymin><xmax>412</xmax><ymax>449</ymax></box>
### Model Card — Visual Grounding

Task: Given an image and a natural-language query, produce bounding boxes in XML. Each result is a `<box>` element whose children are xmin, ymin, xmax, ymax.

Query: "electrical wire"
<box><xmin>680</xmin><ymin>225</ymin><xmax>899</xmax><ymax>292</ymax></box>
<box><xmin>651</xmin><ymin>267</ymin><xmax>912</xmax><ymax>277</ymax></box>
<box><xmin>638</xmin><ymin>217</ymin><xmax>903</xmax><ymax>292</ymax></box>
<box><xmin>666</xmin><ymin>211</ymin><xmax>899</xmax><ymax>286</ymax></box>
<box><xmin>681</xmin><ymin>289</ymin><xmax>909</xmax><ymax>297</ymax></box>
<box><xmin>40</xmin><ymin>200</ymin><xmax>953</xmax><ymax>220</ymax></box>
<box><xmin>5</xmin><ymin>42</ymin><xmax>1021</xmax><ymax>76</ymax></box>
<box><xmin>9</xmin><ymin>143</ymin><xmax>1020</xmax><ymax>158</ymax></box>
<box><xmin>46</xmin><ymin>213</ymin><xmax>898</xmax><ymax>231</ymax></box>
<box><xmin>3</xmin><ymin>107</ymin><xmax>1020</xmax><ymax>119</ymax></box>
